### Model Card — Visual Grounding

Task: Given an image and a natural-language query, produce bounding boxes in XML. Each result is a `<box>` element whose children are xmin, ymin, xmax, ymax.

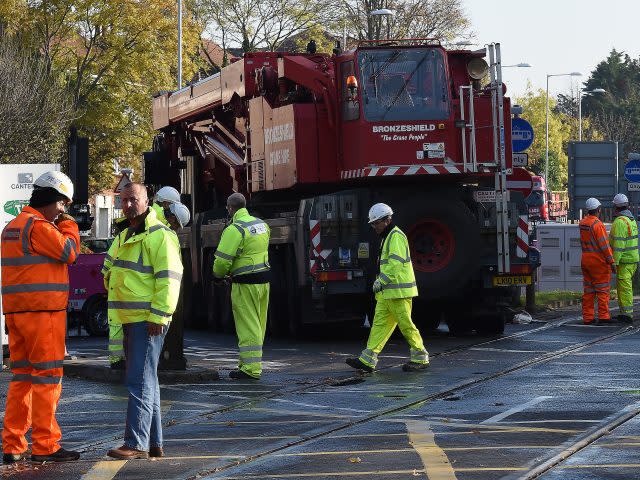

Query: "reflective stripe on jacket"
<box><xmin>609</xmin><ymin>211</ymin><xmax>639</xmax><ymax>264</ymax></box>
<box><xmin>102</xmin><ymin>207</ymin><xmax>183</xmax><ymax>326</ymax></box>
<box><xmin>376</xmin><ymin>226</ymin><xmax>418</xmax><ymax>300</ymax></box>
<box><xmin>213</xmin><ymin>208</ymin><xmax>270</xmax><ymax>279</ymax></box>
<box><xmin>579</xmin><ymin>214</ymin><xmax>614</xmax><ymax>265</ymax></box>
<box><xmin>1</xmin><ymin>206</ymin><xmax>80</xmax><ymax>313</ymax></box>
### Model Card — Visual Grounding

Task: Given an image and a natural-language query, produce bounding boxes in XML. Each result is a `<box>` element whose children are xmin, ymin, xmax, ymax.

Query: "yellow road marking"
<box><xmin>405</xmin><ymin>420</ymin><xmax>457</xmax><ymax>480</ymax></box>
<box><xmin>80</xmin><ymin>460</ymin><xmax>127</xmax><ymax>480</ymax></box>
<box><xmin>275</xmin><ymin>445</ymin><xmax>557</xmax><ymax>457</ymax></box>
<box><xmin>217</xmin><ymin>467</ymin><xmax>527</xmax><ymax>479</ymax></box>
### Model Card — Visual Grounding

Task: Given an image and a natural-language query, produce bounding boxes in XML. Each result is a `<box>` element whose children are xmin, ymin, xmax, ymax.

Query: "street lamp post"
<box><xmin>370</xmin><ymin>8</ymin><xmax>394</xmax><ymax>40</ymax></box>
<box><xmin>545</xmin><ymin>72</ymin><xmax>582</xmax><ymax>184</ymax></box>
<box><xmin>578</xmin><ymin>88</ymin><xmax>606</xmax><ymax>141</ymax></box>
<box><xmin>178</xmin><ymin>0</ymin><xmax>182</xmax><ymax>89</ymax></box>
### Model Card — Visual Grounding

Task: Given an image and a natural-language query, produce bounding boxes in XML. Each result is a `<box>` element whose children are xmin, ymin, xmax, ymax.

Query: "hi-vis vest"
<box><xmin>579</xmin><ymin>214</ymin><xmax>614</xmax><ymax>265</ymax></box>
<box><xmin>376</xmin><ymin>226</ymin><xmax>418</xmax><ymax>300</ymax></box>
<box><xmin>1</xmin><ymin>206</ymin><xmax>80</xmax><ymax>313</ymax></box>
<box><xmin>213</xmin><ymin>208</ymin><xmax>270</xmax><ymax>279</ymax></box>
<box><xmin>610</xmin><ymin>211</ymin><xmax>639</xmax><ymax>264</ymax></box>
<box><xmin>102</xmin><ymin>208</ymin><xmax>183</xmax><ymax>326</ymax></box>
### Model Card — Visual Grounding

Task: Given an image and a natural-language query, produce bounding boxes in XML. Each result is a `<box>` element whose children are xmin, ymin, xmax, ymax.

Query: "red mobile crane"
<box><xmin>147</xmin><ymin>40</ymin><xmax>537</xmax><ymax>335</ymax></box>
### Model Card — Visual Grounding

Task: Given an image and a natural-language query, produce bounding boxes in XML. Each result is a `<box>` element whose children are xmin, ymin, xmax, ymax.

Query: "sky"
<box><xmin>463</xmin><ymin>0</ymin><xmax>640</xmax><ymax>100</ymax></box>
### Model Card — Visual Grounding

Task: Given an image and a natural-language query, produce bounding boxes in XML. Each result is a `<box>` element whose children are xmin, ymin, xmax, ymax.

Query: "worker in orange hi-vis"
<box><xmin>579</xmin><ymin>197</ymin><xmax>616</xmax><ymax>325</ymax></box>
<box><xmin>0</xmin><ymin>171</ymin><xmax>81</xmax><ymax>464</ymax></box>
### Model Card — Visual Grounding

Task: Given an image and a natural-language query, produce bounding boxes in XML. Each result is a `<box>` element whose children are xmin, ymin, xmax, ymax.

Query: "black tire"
<box><xmin>475</xmin><ymin>313</ymin><xmax>506</xmax><ymax>336</ymax></box>
<box><xmin>393</xmin><ymin>194</ymin><xmax>480</xmax><ymax>301</ymax></box>
<box><xmin>83</xmin><ymin>295</ymin><xmax>108</xmax><ymax>337</ymax></box>
<box><xmin>412</xmin><ymin>300</ymin><xmax>441</xmax><ymax>332</ymax></box>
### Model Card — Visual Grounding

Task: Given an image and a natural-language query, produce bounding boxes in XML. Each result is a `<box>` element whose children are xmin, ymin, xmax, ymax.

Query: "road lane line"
<box><xmin>80</xmin><ymin>460</ymin><xmax>127</xmax><ymax>480</ymax></box>
<box><xmin>404</xmin><ymin>420</ymin><xmax>457</xmax><ymax>480</ymax></box>
<box><xmin>481</xmin><ymin>396</ymin><xmax>553</xmax><ymax>424</ymax></box>
<box><xmin>216</xmin><ymin>467</ymin><xmax>528</xmax><ymax>479</ymax></box>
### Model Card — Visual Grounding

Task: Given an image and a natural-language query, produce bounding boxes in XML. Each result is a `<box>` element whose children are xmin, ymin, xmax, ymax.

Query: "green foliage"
<box><xmin>582</xmin><ymin>49</ymin><xmax>640</xmax><ymax>153</ymax></box>
<box><xmin>1</xmin><ymin>0</ymin><xmax>203</xmax><ymax>194</ymax></box>
<box><xmin>515</xmin><ymin>86</ymin><xmax>572</xmax><ymax>189</ymax></box>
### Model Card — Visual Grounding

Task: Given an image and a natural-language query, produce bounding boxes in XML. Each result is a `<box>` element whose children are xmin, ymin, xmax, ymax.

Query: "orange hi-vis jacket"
<box><xmin>579</xmin><ymin>215</ymin><xmax>614</xmax><ymax>266</ymax></box>
<box><xmin>1</xmin><ymin>206</ymin><xmax>80</xmax><ymax>313</ymax></box>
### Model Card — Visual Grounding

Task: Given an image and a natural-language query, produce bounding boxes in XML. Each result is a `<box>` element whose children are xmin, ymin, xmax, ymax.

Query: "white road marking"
<box><xmin>481</xmin><ymin>396</ymin><xmax>553</xmax><ymax>424</ymax></box>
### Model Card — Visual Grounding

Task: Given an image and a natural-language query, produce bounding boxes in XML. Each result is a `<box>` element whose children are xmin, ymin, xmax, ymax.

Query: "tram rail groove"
<box><xmin>512</xmin><ymin>400</ymin><xmax>640</xmax><ymax>480</ymax></box>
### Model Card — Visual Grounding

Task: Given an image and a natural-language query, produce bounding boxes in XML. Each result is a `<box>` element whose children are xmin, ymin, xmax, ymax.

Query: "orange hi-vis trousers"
<box><xmin>2</xmin><ymin>311</ymin><xmax>65</xmax><ymax>455</ymax></box>
<box><xmin>581</xmin><ymin>261</ymin><xmax>611</xmax><ymax>323</ymax></box>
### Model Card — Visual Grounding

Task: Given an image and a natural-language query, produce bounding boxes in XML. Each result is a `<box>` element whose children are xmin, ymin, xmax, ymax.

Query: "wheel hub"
<box><xmin>407</xmin><ymin>219</ymin><xmax>455</xmax><ymax>273</ymax></box>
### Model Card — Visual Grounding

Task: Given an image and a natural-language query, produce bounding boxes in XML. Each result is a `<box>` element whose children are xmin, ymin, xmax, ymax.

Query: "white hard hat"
<box><xmin>155</xmin><ymin>186</ymin><xmax>180</xmax><ymax>204</ymax></box>
<box><xmin>34</xmin><ymin>170</ymin><xmax>74</xmax><ymax>202</ymax></box>
<box><xmin>368</xmin><ymin>203</ymin><xmax>393</xmax><ymax>223</ymax></box>
<box><xmin>613</xmin><ymin>193</ymin><xmax>629</xmax><ymax>207</ymax></box>
<box><xmin>168</xmin><ymin>202</ymin><xmax>190</xmax><ymax>228</ymax></box>
<box><xmin>585</xmin><ymin>197</ymin><xmax>601</xmax><ymax>211</ymax></box>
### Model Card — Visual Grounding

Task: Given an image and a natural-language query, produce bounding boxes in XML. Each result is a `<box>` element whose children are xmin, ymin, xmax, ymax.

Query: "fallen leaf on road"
<box><xmin>226</xmin><ymin>421</ymin><xmax>236</xmax><ymax>427</ymax></box>
<box><xmin>348</xmin><ymin>457</ymin><xmax>362</xmax><ymax>463</ymax></box>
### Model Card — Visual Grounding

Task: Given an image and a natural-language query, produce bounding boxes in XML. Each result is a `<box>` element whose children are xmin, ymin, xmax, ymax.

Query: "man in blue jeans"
<box><xmin>103</xmin><ymin>183</ymin><xmax>183</xmax><ymax>459</ymax></box>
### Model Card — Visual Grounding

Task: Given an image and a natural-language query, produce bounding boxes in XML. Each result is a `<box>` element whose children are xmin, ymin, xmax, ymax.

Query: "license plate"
<box><xmin>492</xmin><ymin>275</ymin><xmax>532</xmax><ymax>286</ymax></box>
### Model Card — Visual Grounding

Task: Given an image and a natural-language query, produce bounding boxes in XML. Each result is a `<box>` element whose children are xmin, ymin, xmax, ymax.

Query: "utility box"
<box><xmin>536</xmin><ymin>223</ymin><xmax>583</xmax><ymax>292</ymax></box>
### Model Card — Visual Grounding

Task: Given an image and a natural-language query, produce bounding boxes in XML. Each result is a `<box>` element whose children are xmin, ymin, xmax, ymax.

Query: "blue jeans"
<box><xmin>123</xmin><ymin>322</ymin><xmax>167</xmax><ymax>450</ymax></box>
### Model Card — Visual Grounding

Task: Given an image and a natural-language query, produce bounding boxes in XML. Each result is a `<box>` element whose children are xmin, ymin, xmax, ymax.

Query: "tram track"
<box><xmin>185</xmin><ymin>322</ymin><xmax>639</xmax><ymax>479</ymax></box>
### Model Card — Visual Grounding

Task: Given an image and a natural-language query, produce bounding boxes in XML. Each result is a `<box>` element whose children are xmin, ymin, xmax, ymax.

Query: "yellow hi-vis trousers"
<box><xmin>231</xmin><ymin>282</ymin><xmax>270</xmax><ymax>378</ymax></box>
<box><xmin>617</xmin><ymin>263</ymin><xmax>637</xmax><ymax>317</ymax></box>
<box><xmin>359</xmin><ymin>297</ymin><xmax>429</xmax><ymax>369</ymax></box>
<box><xmin>108</xmin><ymin>319</ymin><xmax>124</xmax><ymax>364</ymax></box>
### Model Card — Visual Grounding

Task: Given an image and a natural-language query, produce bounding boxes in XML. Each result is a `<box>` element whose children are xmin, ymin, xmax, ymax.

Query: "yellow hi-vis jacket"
<box><xmin>376</xmin><ymin>225</ymin><xmax>418</xmax><ymax>300</ymax></box>
<box><xmin>213</xmin><ymin>208</ymin><xmax>270</xmax><ymax>279</ymax></box>
<box><xmin>102</xmin><ymin>207</ymin><xmax>183</xmax><ymax>326</ymax></box>
<box><xmin>609</xmin><ymin>210</ymin><xmax>639</xmax><ymax>265</ymax></box>
<box><xmin>151</xmin><ymin>203</ymin><xmax>170</xmax><ymax>227</ymax></box>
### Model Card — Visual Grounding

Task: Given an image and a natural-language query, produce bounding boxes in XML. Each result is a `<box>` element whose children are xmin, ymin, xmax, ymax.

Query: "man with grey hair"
<box><xmin>213</xmin><ymin>193</ymin><xmax>271</xmax><ymax>379</ymax></box>
<box><xmin>103</xmin><ymin>183</ymin><xmax>183</xmax><ymax>458</ymax></box>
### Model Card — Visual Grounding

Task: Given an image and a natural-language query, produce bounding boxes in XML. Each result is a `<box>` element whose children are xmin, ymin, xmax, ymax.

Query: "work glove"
<box><xmin>372</xmin><ymin>278</ymin><xmax>382</xmax><ymax>293</ymax></box>
<box><xmin>213</xmin><ymin>275</ymin><xmax>229</xmax><ymax>286</ymax></box>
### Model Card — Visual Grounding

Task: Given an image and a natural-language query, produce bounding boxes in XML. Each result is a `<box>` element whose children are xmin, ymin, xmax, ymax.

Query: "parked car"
<box><xmin>68</xmin><ymin>242</ymin><xmax>110</xmax><ymax>336</ymax></box>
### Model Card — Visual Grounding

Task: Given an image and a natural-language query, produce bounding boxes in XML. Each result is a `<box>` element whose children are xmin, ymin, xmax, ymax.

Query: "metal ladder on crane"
<box><xmin>488</xmin><ymin>43</ymin><xmax>510</xmax><ymax>274</ymax></box>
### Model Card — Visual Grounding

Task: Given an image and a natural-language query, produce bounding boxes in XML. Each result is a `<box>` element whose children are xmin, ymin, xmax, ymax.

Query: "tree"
<box><xmin>516</xmin><ymin>86</ymin><xmax>572</xmax><ymax>190</ymax></box>
<box><xmin>582</xmin><ymin>49</ymin><xmax>640</xmax><ymax>153</ymax></box>
<box><xmin>343</xmin><ymin>0</ymin><xmax>470</xmax><ymax>43</ymax></box>
<box><xmin>1</xmin><ymin>0</ymin><xmax>204</xmax><ymax>193</ymax></box>
<box><xmin>198</xmin><ymin>0</ymin><xmax>335</xmax><ymax>54</ymax></box>
<box><xmin>0</xmin><ymin>35</ymin><xmax>74</xmax><ymax>164</ymax></box>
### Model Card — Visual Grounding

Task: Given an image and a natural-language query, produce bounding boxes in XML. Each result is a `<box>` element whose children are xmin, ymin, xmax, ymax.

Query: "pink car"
<box><xmin>68</xmin><ymin>249</ymin><xmax>108</xmax><ymax>336</ymax></box>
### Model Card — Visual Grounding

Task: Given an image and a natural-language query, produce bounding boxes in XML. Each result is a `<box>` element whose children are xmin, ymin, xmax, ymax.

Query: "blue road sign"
<box><xmin>511</xmin><ymin>118</ymin><xmax>534</xmax><ymax>153</ymax></box>
<box><xmin>624</xmin><ymin>159</ymin><xmax>640</xmax><ymax>182</ymax></box>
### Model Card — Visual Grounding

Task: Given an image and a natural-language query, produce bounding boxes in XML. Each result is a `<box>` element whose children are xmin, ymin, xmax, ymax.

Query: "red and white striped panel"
<box><xmin>341</xmin><ymin>164</ymin><xmax>464</xmax><ymax>179</ymax></box>
<box><xmin>516</xmin><ymin>215</ymin><xmax>529</xmax><ymax>258</ymax></box>
<box><xmin>309</xmin><ymin>220</ymin><xmax>332</xmax><ymax>273</ymax></box>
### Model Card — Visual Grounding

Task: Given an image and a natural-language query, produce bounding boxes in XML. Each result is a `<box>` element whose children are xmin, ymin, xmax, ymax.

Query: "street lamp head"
<box><xmin>370</xmin><ymin>8</ymin><xmax>394</xmax><ymax>16</ymax></box>
<box><xmin>590</xmin><ymin>88</ymin><xmax>606</xmax><ymax>94</ymax></box>
<box><xmin>570</xmin><ymin>72</ymin><xmax>582</xmax><ymax>76</ymax></box>
<box><xmin>516</xmin><ymin>63</ymin><xmax>531</xmax><ymax>68</ymax></box>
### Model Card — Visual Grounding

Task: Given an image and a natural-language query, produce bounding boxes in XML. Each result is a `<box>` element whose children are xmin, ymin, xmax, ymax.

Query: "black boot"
<box><xmin>402</xmin><ymin>361</ymin><xmax>429</xmax><ymax>372</ymax></box>
<box><xmin>229</xmin><ymin>369</ymin><xmax>259</xmax><ymax>380</ymax></box>
<box><xmin>110</xmin><ymin>359</ymin><xmax>126</xmax><ymax>370</ymax></box>
<box><xmin>3</xmin><ymin>452</ymin><xmax>26</xmax><ymax>464</ymax></box>
<box><xmin>345</xmin><ymin>357</ymin><xmax>374</xmax><ymax>373</ymax></box>
<box><xmin>31</xmin><ymin>448</ymin><xmax>80</xmax><ymax>463</ymax></box>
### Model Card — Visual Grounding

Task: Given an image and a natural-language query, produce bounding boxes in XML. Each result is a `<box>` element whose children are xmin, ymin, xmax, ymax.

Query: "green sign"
<box><xmin>4</xmin><ymin>200</ymin><xmax>29</xmax><ymax>217</ymax></box>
